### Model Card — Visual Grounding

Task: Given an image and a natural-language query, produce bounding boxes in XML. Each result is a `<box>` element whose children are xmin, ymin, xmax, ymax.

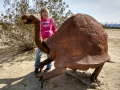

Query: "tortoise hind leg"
<box><xmin>91</xmin><ymin>63</ymin><xmax>104</xmax><ymax>82</ymax></box>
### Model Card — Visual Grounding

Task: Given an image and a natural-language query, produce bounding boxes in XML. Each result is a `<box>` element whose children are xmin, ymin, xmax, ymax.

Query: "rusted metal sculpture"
<box><xmin>22</xmin><ymin>13</ymin><xmax>110</xmax><ymax>86</ymax></box>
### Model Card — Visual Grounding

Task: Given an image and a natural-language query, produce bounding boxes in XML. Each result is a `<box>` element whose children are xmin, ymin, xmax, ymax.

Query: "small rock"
<box><xmin>0</xmin><ymin>64</ymin><xmax>3</xmax><ymax>68</ymax></box>
<box><xmin>96</xmin><ymin>87</ymin><xmax>102</xmax><ymax>90</ymax></box>
<box><xmin>90</xmin><ymin>83</ymin><xmax>98</xmax><ymax>88</ymax></box>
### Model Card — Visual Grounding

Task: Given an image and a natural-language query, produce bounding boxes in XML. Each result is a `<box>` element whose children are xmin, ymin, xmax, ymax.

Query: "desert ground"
<box><xmin>0</xmin><ymin>29</ymin><xmax>120</xmax><ymax>90</ymax></box>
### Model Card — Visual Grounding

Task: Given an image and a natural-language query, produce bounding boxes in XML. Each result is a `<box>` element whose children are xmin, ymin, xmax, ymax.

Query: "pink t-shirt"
<box><xmin>40</xmin><ymin>17</ymin><xmax>56</xmax><ymax>39</ymax></box>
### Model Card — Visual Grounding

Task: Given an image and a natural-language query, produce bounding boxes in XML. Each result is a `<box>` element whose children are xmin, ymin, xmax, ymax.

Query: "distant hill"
<box><xmin>105</xmin><ymin>23</ymin><xmax>120</xmax><ymax>28</ymax></box>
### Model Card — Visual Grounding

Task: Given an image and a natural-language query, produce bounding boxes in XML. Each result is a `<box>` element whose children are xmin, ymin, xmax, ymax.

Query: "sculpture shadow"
<box><xmin>0</xmin><ymin>72</ymin><xmax>41</xmax><ymax>90</ymax></box>
<box><xmin>0</xmin><ymin>70</ymin><xmax>99</xmax><ymax>90</ymax></box>
<box><xmin>43</xmin><ymin>70</ymin><xmax>98</xmax><ymax>90</ymax></box>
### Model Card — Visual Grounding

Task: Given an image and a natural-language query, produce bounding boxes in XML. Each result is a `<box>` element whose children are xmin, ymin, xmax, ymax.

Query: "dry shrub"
<box><xmin>0</xmin><ymin>21</ymin><xmax>36</xmax><ymax>51</ymax></box>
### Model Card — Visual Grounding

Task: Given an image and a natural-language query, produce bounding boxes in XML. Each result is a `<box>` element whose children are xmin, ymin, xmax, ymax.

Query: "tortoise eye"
<box><xmin>30</xmin><ymin>15</ymin><xmax>35</xmax><ymax>19</ymax></box>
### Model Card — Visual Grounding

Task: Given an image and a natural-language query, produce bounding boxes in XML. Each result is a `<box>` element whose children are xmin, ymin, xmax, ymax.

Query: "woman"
<box><xmin>34</xmin><ymin>7</ymin><xmax>56</xmax><ymax>74</ymax></box>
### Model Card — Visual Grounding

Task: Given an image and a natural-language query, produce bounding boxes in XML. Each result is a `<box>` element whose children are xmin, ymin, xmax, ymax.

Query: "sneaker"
<box><xmin>34</xmin><ymin>68</ymin><xmax>38</xmax><ymax>75</ymax></box>
<box><xmin>44</xmin><ymin>68</ymin><xmax>51</xmax><ymax>72</ymax></box>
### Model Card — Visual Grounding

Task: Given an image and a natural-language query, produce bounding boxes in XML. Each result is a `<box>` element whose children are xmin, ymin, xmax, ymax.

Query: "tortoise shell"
<box><xmin>45</xmin><ymin>13</ymin><xmax>110</xmax><ymax>70</ymax></box>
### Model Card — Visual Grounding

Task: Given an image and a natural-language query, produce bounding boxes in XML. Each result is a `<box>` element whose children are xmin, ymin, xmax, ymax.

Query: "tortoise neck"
<box><xmin>34</xmin><ymin>23</ymin><xmax>49</xmax><ymax>53</ymax></box>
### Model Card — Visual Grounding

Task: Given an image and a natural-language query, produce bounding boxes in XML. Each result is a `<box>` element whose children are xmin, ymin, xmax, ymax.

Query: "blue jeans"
<box><xmin>34</xmin><ymin>48</ymin><xmax>52</xmax><ymax>69</ymax></box>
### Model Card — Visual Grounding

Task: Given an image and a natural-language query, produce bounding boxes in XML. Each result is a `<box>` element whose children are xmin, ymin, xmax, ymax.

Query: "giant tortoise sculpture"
<box><xmin>22</xmin><ymin>13</ymin><xmax>110</xmax><ymax>86</ymax></box>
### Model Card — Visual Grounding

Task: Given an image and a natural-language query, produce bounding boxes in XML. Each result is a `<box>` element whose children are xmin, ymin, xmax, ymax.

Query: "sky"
<box><xmin>0</xmin><ymin>0</ymin><xmax>120</xmax><ymax>23</ymax></box>
<box><xmin>62</xmin><ymin>0</ymin><xmax>120</xmax><ymax>24</ymax></box>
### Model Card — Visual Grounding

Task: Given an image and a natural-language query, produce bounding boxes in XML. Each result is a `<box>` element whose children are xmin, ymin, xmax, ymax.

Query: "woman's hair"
<box><xmin>40</xmin><ymin>7</ymin><xmax>50</xmax><ymax>18</ymax></box>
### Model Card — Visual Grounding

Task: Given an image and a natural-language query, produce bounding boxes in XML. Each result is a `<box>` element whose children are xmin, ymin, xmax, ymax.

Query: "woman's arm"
<box><xmin>51</xmin><ymin>18</ymin><xmax>57</xmax><ymax>33</ymax></box>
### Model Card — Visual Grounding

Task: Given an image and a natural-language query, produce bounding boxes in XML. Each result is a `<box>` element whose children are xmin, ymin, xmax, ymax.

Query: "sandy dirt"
<box><xmin>0</xmin><ymin>29</ymin><xmax>120</xmax><ymax>90</ymax></box>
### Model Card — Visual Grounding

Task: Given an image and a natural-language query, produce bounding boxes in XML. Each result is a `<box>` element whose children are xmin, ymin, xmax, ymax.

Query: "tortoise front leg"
<box><xmin>36</xmin><ymin>67</ymin><xmax>67</xmax><ymax>80</ymax></box>
<box><xmin>91</xmin><ymin>63</ymin><xmax>104</xmax><ymax>82</ymax></box>
<box><xmin>36</xmin><ymin>58</ymin><xmax>53</xmax><ymax>72</ymax></box>
<box><xmin>36</xmin><ymin>67</ymin><xmax>67</xmax><ymax>88</ymax></box>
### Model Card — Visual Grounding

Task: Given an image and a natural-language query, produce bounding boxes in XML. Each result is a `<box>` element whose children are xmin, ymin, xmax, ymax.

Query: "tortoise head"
<box><xmin>22</xmin><ymin>14</ymin><xmax>40</xmax><ymax>24</ymax></box>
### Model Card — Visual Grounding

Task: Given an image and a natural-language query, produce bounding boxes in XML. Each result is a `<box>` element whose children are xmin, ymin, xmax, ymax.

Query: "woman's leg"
<box><xmin>46</xmin><ymin>54</ymin><xmax>52</xmax><ymax>69</ymax></box>
<box><xmin>34</xmin><ymin>48</ymin><xmax>42</xmax><ymax>69</ymax></box>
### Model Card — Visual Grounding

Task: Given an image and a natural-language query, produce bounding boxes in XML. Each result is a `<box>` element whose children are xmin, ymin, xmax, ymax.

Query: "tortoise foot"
<box><xmin>36</xmin><ymin>63</ymin><xmax>44</xmax><ymax>72</ymax></box>
<box><xmin>39</xmin><ymin>76</ymin><xmax>45</xmax><ymax>88</ymax></box>
<box><xmin>90</xmin><ymin>73</ymin><xmax>101</xmax><ymax>86</ymax></box>
<box><xmin>90</xmin><ymin>73</ymin><xmax>98</xmax><ymax>82</ymax></box>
